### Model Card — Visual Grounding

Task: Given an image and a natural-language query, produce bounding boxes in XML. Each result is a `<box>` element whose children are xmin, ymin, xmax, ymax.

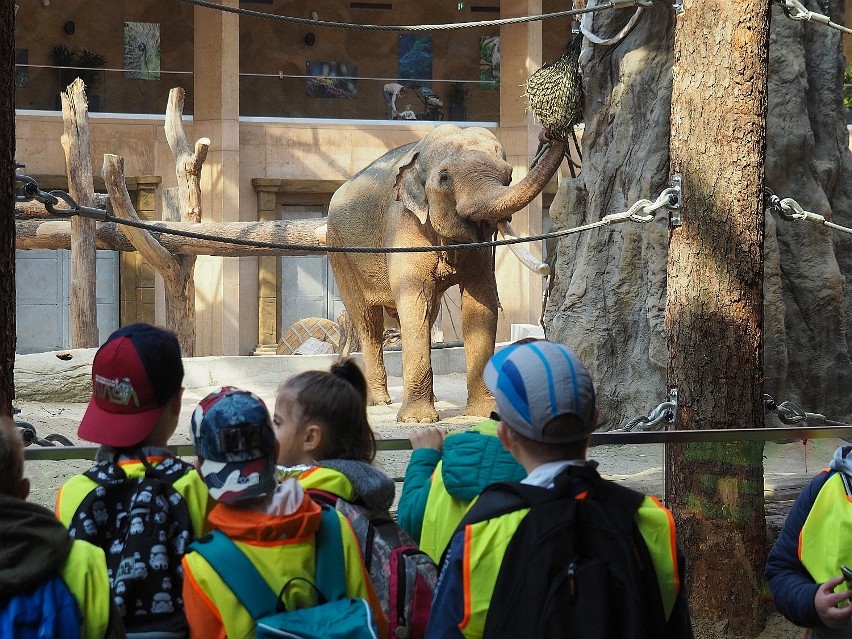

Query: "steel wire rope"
<box><xmin>15</xmin><ymin>171</ymin><xmax>680</xmax><ymax>255</ymax></box>
<box><xmin>177</xmin><ymin>0</ymin><xmax>653</xmax><ymax>31</ymax></box>
<box><xmin>779</xmin><ymin>0</ymin><xmax>852</xmax><ymax>36</ymax></box>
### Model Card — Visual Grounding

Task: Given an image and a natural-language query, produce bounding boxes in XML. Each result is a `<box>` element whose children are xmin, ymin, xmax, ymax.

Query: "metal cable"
<box><xmin>15</xmin><ymin>171</ymin><xmax>680</xmax><ymax>255</ymax></box>
<box><xmin>779</xmin><ymin>0</ymin><xmax>852</xmax><ymax>36</ymax></box>
<box><xmin>177</xmin><ymin>0</ymin><xmax>653</xmax><ymax>31</ymax></box>
<box><xmin>768</xmin><ymin>195</ymin><xmax>852</xmax><ymax>237</ymax></box>
<box><xmin>580</xmin><ymin>0</ymin><xmax>647</xmax><ymax>45</ymax></box>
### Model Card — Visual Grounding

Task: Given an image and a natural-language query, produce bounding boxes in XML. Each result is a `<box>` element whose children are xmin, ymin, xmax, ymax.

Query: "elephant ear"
<box><xmin>394</xmin><ymin>149</ymin><xmax>429</xmax><ymax>225</ymax></box>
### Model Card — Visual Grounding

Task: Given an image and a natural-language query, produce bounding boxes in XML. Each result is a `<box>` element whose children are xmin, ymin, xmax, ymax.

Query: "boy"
<box><xmin>426</xmin><ymin>339</ymin><xmax>693</xmax><ymax>638</ymax></box>
<box><xmin>765</xmin><ymin>445</ymin><xmax>852</xmax><ymax>637</ymax></box>
<box><xmin>182</xmin><ymin>386</ymin><xmax>388</xmax><ymax>638</ymax></box>
<box><xmin>0</xmin><ymin>416</ymin><xmax>124</xmax><ymax>638</ymax></box>
<box><xmin>56</xmin><ymin>323</ymin><xmax>211</xmax><ymax>637</ymax></box>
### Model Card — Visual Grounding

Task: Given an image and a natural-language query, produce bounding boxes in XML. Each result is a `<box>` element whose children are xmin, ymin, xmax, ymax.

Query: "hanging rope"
<box><xmin>176</xmin><ymin>0</ymin><xmax>652</xmax><ymax>32</ymax></box>
<box><xmin>580</xmin><ymin>0</ymin><xmax>648</xmax><ymax>45</ymax></box>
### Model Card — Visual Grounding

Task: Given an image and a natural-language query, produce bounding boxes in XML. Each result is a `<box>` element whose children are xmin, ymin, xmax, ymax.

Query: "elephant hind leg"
<box><xmin>361</xmin><ymin>304</ymin><xmax>393</xmax><ymax>405</ymax></box>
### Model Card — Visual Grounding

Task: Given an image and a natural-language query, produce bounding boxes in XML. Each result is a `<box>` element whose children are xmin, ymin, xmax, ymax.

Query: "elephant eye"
<box><xmin>438</xmin><ymin>170</ymin><xmax>451</xmax><ymax>185</ymax></box>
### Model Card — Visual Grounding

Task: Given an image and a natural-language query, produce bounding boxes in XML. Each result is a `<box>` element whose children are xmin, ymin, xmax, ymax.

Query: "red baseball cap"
<box><xmin>78</xmin><ymin>323</ymin><xmax>184</xmax><ymax>447</ymax></box>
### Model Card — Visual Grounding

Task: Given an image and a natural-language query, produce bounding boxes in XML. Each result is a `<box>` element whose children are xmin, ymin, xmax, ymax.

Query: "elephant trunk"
<box><xmin>469</xmin><ymin>138</ymin><xmax>566</xmax><ymax>222</ymax></box>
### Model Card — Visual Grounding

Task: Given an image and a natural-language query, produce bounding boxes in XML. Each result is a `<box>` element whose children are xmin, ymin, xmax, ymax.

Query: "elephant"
<box><xmin>327</xmin><ymin>124</ymin><xmax>565</xmax><ymax>423</ymax></box>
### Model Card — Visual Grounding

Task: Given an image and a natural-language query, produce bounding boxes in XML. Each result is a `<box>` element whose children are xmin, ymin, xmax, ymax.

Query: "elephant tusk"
<box><xmin>496</xmin><ymin>221</ymin><xmax>550</xmax><ymax>277</ymax></box>
<box><xmin>315</xmin><ymin>223</ymin><xmax>328</xmax><ymax>245</ymax></box>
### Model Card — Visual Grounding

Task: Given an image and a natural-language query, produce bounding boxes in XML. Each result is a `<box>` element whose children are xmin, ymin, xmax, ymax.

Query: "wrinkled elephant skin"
<box><xmin>327</xmin><ymin>124</ymin><xmax>565</xmax><ymax>423</ymax></box>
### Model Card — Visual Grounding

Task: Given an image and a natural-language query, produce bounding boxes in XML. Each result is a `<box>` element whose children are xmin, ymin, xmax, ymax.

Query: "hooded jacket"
<box><xmin>766</xmin><ymin>446</ymin><xmax>852</xmax><ymax>638</ymax></box>
<box><xmin>181</xmin><ymin>478</ymin><xmax>388</xmax><ymax>639</ymax></box>
<box><xmin>0</xmin><ymin>493</ymin><xmax>121</xmax><ymax>639</ymax></box>
<box><xmin>296</xmin><ymin>459</ymin><xmax>396</xmax><ymax>517</ymax></box>
<box><xmin>397</xmin><ymin>420</ymin><xmax>526</xmax><ymax>561</ymax></box>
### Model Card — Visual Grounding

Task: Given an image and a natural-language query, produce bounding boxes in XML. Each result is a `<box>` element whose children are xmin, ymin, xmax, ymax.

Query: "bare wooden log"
<box><xmin>165</xmin><ymin>88</ymin><xmax>209</xmax><ymax>224</ymax></box>
<box><xmin>16</xmin><ymin>218</ymin><xmax>328</xmax><ymax>256</ymax></box>
<box><xmin>61</xmin><ymin>78</ymin><xmax>98</xmax><ymax>348</ymax></box>
<box><xmin>15</xmin><ymin>193</ymin><xmax>111</xmax><ymax>219</ymax></box>
<box><xmin>163</xmin><ymin>87</ymin><xmax>208</xmax><ymax>354</ymax></box>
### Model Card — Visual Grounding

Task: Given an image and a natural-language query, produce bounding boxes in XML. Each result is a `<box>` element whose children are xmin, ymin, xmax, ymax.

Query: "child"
<box><xmin>273</xmin><ymin>358</ymin><xmax>395</xmax><ymax>520</ymax></box>
<box><xmin>181</xmin><ymin>386</ymin><xmax>388</xmax><ymax>639</ymax></box>
<box><xmin>55</xmin><ymin>322</ymin><xmax>211</xmax><ymax>638</ymax></box>
<box><xmin>0</xmin><ymin>416</ymin><xmax>124</xmax><ymax>639</ymax></box>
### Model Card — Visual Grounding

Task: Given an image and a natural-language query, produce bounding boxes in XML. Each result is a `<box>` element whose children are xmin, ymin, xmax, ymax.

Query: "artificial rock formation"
<box><xmin>544</xmin><ymin>2</ymin><xmax>852</xmax><ymax>429</ymax></box>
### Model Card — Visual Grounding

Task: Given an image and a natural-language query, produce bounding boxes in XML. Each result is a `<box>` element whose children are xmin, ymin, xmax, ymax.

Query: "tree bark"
<box><xmin>665</xmin><ymin>2</ymin><xmax>769</xmax><ymax>634</ymax></box>
<box><xmin>61</xmin><ymin>78</ymin><xmax>99</xmax><ymax>349</ymax></box>
<box><xmin>161</xmin><ymin>87</ymin><xmax>209</xmax><ymax>355</ymax></box>
<box><xmin>0</xmin><ymin>1</ymin><xmax>15</xmax><ymax>416</ymax></box>
<box><xmin>15</xmin><ymin>218</ymin><xmax>328</xmax><ymax>256</ymax></box>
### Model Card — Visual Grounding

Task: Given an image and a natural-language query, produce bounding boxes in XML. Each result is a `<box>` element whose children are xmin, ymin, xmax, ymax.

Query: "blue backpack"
<box><xmin>0</xmin><ymin>573</ymin><xmax>82</xmax><ymax>639</ymax></box>
<box><xmin>190</xmin><ymin>505</ymin><xmax>380</xmax><ymax>639</ymax></box>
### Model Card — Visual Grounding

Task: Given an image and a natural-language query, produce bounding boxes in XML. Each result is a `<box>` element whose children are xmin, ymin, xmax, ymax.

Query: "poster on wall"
<box><xmin>480</xmin><ymin>36</ymin><xmax>500</xmax><ymax>90</ymax></box>
<box><xmin>124</xmin><ymin>22</ymin><xmax>161</xmax><ymax>80</ymax></box>
<box><xmin>15</xmin><ymin>49</ymin><xmax>28</xmax><ymax>88</ymax></box>
<box><xmin>305</xmin><ymin>61</ymin><xmax>358</xmax><ymax>98</ymax></box>
<box><xmin>398</xmin><ymin>35</ymin><xmax>433</xmax><ymax>86</ymax></box>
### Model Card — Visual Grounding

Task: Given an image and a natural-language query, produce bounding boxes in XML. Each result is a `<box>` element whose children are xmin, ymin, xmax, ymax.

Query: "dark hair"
<box><xmin>0</xmin><ymin>417</ymin><xmax>24</xmax><ymax>496</ymax></box>
<box><xmin>506</xmin><ymin>414</ymin><xmax>588</xmax><ymax>461</ymax></box>
<box><xmin>278</xmin><ymin>358</ymin><xmax>377</xmax><ymax>462</ymax></box>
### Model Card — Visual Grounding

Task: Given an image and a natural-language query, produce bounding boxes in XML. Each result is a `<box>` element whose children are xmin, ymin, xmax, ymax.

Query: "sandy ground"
<box><xmin>14</xmin><ymin>369</ymin><xmax>846</xmax><ymax>639</ymax></box>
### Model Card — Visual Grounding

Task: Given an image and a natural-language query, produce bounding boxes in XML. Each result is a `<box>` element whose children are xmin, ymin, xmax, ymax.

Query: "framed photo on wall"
<box><xmin>124</xmin><ymin>22</ymin><xmax>161</xmax><ymax>80</ymax></box>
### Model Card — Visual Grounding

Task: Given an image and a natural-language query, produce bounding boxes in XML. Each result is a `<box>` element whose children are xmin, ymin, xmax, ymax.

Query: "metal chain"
<box><xmin>15</xmin><ymin>169</ymin><xmax>679</xmax><ymax>255</ymax></box>
<box><xmin>779</xmin><ymin>0</ymin><xmax>852</xmax><ymax>36</ymax></box>
<box><xmin>763</xmin><ymin>394</ymin><xmax>849</xmax><ymax>427</ymax></box>
<box><xmin>615</xmin><ymin>397</ymin><xmax>677</xmax><ymax>432</ymax></box>
<box><xmin>177</xmin><ymin>0</ymin><xmax>654</xmax><ymax>32</ymax></box>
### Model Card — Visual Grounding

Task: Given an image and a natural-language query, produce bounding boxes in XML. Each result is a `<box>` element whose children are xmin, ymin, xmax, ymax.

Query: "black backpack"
<box><xmin>68</xmin><ymin>453</ymin><xmax>195</xmax><ymax>637</ymax></box>
<box><xmin>457</xmin><ymin>465</ymin><xmax>669</xmax><ymax>639</ymax></box>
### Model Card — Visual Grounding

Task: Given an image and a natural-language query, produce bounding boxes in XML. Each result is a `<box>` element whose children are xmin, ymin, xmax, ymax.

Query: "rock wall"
<box><xmin>544</xmin><ymin>1</ymin><xmax>852</xmax><ymax>429</ymax></box>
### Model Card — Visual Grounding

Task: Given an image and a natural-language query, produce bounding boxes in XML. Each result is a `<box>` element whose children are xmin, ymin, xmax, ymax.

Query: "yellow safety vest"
<box><xmin>297</xmin><ymin>466</ymin><xmax>359</xmax><ymax>503</ymax></box>
<box><xmin>800</xmin><ymin>472</ymin><xmax>852</xmax><ymax>588</ymax></box>
<box><xmin>60</xmin><ymin>539</ymin><xmax>114</xmax><ymax>639</ymax></box>
<box><xmin>419</xmin><ymin>420</ymin><xmax>502</xmax><ymax>562</ymax></box>
<box><xmin>182</xmin><ymin>510</ymin><xmax>371</xmax><ymax>639</ymax></box>
<box><xmin>460</xmin><ymin>494</ymin><xmax>681</xmax><ymax>639</ymax></box>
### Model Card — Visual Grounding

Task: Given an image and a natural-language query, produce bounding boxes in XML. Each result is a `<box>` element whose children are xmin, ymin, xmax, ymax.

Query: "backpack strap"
<box><xmin>314</xmin><ymin>504</ymin><xmax>348</xmax><ymax>601</ymax></box>
<box><xmin>189</xmin><ymin>531</ymin><xmax>279</xmax><ymax>620</ymax></box>
<box><xmin>189</xmin><ymin>505</ymin><xmax>348</xmax><ymax>619</ymax></box>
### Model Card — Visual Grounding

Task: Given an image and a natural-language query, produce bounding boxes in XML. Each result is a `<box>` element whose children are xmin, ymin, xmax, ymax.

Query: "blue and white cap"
<box><xmin>484</xmin><ymin>340</ymin><xmax>596</xmax><ymax>443</ymax></box>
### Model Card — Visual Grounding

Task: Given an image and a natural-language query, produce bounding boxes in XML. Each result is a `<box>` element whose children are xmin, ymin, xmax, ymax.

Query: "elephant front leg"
<box><xmin>460</xmin><ymin>262</ymin><xmax>499</xmax><ymax>417</ymax></box>
<box><xmin>395</xmin><ymin>291</ymin><xmax>440</xmax><ymax>423</ymax></box>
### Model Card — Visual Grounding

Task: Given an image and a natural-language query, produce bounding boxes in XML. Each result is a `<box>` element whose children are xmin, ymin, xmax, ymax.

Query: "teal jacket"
<box><xmin>397</xmin><ymin>420</ymin><xmax>526</xmax><ymax>546</ymax></box>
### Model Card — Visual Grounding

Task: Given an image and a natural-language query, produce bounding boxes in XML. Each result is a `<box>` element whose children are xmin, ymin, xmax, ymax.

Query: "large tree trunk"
<box><xmin>1</xmin><ymin>1</ymin><xmax>14</xmax><ymax>416</ymax></box>
<box><xmin>543</xmin><ymin>0</ymin><xmax>851</xmax><ymax>634</ymax></box>
<box><xmin>545</xmin><ymin>2</ymin><xmax>852</xmax><ymax>428</ymax></box>
<box><xmin>665</xmin><ymin>1</ymin><xmax>769</xmax><ymax>634</ymax></box>
<box><xmin>61</xmin><ymin>79</ymin><xmax>99</xmax><ymax>348</ymax></box>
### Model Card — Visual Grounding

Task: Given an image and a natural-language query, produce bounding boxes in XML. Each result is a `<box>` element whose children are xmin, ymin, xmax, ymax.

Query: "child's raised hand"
<box><xmin>815</xmin><ymin>575</ymin><xmax>852</xmax><ymax>629</ymax></box>
<box><xmin>409</xmin><ymin>427</ymin><xmax>446</xmax><ymax>452</ymax></box>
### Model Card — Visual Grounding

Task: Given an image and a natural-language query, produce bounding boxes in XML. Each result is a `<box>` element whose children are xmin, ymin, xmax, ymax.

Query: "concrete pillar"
<box><xmin>193</xmin><ymin>0</ymin><xmax>243</xmax><ymax>355</ymax></box>
<box><xmin>497</xmin><ymin>0</ymin><xmax>546</xmax><ymax>341</ymax></box>
<box><xmin>253</xmin><ymin>179</ymin><xmax>281</xmax><ymax>353</ymax></box>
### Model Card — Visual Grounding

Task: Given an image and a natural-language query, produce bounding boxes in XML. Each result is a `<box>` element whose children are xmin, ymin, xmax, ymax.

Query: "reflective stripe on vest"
<box><xmin>635</xmin><ymin>496</ymin><xmax>681</xmax><ymax>619</ymax></box>
<box><xmin>420</xmin><ymin>461</ymin><xmax>479</xmax><ymax>563</ymax></box>
<box><xmin>459</xmin><ymin>495</ymin><xmax>681</xmax><ymax>638</ymax></box>
<box><xmin>800</xmin><ymin>472</ymin><xmax>852</xmax><ymax>586</ymax></box>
